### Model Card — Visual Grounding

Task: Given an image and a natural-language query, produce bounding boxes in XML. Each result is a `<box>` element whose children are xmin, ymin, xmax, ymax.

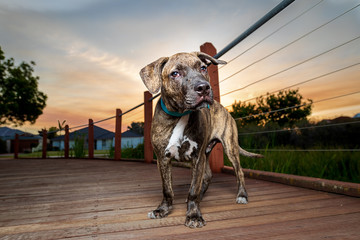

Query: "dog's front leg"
<box><xmin>185</xmin><ymin>154</ymin><xmax>207</xmax><ymax>228</ymax></box>
<box><xmin>148</xmin><ymin>157</ymin><xmax>174</xmax><ymax>219</ymax></box>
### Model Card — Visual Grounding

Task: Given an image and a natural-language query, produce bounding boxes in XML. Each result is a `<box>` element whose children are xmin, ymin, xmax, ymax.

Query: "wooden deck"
<box><xmin>0</xmin><ymin>158</ymin><xmax>359</xmax><ymax>239</ymax></box>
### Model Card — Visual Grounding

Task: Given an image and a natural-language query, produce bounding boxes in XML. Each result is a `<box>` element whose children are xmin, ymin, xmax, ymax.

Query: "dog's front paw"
<box><xmin>236</xmin><ymin>196</ymin><xmax>248</xmax><ymax>204</ymax></box>
<box><xmin>148</xmin><ymin>205</ymin><xmax>172</xmax><ymax>219</ymax></box>
<box><xmin>185</xmin><ymin>213</ymin><xmax>206</xmax><ymax>228</ymax></box>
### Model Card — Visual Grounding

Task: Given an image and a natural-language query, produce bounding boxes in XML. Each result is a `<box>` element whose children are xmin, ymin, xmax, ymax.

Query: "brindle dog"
<box><xmin>140</xmin><ymin>52</ymin><xmax>262</xmax><ymax>228</ymax></box>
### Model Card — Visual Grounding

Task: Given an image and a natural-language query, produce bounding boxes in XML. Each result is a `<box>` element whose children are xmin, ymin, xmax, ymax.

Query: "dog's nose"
<box><xmin>195</xmin><ymin>82</ymin><xmax>210</xmax><ymax>96</ymax></box>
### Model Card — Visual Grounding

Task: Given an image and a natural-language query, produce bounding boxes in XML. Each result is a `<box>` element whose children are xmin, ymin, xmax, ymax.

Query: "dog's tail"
<box><xmin>239</xmin><ymin>146</ymin><xmax>264</xmax><ymax>158</ymax></box>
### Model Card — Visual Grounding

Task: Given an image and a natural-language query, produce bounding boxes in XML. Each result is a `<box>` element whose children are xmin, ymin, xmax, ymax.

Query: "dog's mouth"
<box><xmin>186</xmin><ymin>95</ymin><xmax>214</xmax><ymax>110</ymax></box>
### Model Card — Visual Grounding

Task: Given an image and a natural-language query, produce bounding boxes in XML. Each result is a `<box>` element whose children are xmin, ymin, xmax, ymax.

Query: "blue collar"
<box><xmin>160</xmin><ymin>98</ymin><xmax>210</xmax><ymax>117</ymax></box>
<box><xmin>161</xmin><ymin>98</ymin><xmax>192</xmax><ymax>117</ymax></box>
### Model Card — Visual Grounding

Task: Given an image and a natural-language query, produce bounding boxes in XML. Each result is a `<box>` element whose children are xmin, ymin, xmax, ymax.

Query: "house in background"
<box><xmin>0</xmin><ymin>127</ymin><xmax>42</xmax><ymax>153</ymax></box>
<box><xmin>52</xmin><ymin>125</ymin><xmax>114</xmax><ymax>151</ymax></box>
<box><xmin>121</xmin><ymin>130</ymin><xmax>144</xmax><ymax>148</ymax></box>
<box><xmin>52</xmin><ymin>126</ymin><xmax>143</xmax><ymax>151</ymax></box>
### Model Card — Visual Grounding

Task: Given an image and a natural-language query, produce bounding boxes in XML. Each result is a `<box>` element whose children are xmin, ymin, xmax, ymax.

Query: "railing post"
<box><xmin>14</xmin><ymin>134</ymin><xmax>19</xmax><ymax>159</ymax></box>
<box><xmin>114</xmin><ymin>109</ymin><xmax>122</xmax><ymax>160</ymax></box>
<box><xmin>42</xmin><ymin>129</ymin><xmax>47</xmax><ymax>159</ymax></box>
<box><xmin>64</xmin><ymin>125</ymin><xmax>69</xmax><ymax>158</ymax></box>
<box><xmin>88</xmin><ymin>119</ymin><xmax>94</xmax><ymax>159</ymax></box>
<box><xmin>144</xmin><ymin>91</ymin><xmax>153</xmax><ymax>163</ymax></box>
<box><xmin>200</xmin><ymin>42</ymin><xmax>224</xmax><ymax>173</ymax></box>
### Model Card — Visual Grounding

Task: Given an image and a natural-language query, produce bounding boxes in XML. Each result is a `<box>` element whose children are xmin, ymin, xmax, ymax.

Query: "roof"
<box><xmin>52</xmin><ymin>127</ymin><xmax>143</xmax><ymax>141</ymax></box>
<box><xmin>121</xmin><ymin>130</ymin><xmax>143</xmax><ymax>138</ymax></box>
<box><xmin>52</xmin><ymin>125</ymin><xmax>115</xmax><ymax>141</ymax></box>
<box><xmin>0</xmin><ymin>127</ymin><xmax>41</xmax><ymax>140</ymax></box>
<box><xmin>0</xmin><ymin>127</ymin><xmax>25</xmax><ymax>137</ymax></box>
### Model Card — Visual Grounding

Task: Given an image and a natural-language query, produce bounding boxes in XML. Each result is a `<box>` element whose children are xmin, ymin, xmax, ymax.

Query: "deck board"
<box><xmin>0</xmin><ymin>158</ymin><xmax>359</xmax><ymax>239</ymax></box>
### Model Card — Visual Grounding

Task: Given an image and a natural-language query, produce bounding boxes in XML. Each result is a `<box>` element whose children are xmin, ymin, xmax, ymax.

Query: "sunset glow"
<box><xmin>0</xmin><ymin>0</ymin><xmax>359</xmax><ymax>134</ymax></box>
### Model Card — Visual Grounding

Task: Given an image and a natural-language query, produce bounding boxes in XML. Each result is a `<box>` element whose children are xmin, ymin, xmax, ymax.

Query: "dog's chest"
<box><xmin>165</xmin><ymin>115</ymin><xmax>198</xmax><ymax>161</ymax></box>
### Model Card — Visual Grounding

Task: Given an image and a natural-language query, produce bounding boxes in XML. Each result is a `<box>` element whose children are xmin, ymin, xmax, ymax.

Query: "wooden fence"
<box><xmin>13</xmin><ymin>43</ymin><xmax>225</xmax><ymax>173</ymax></box>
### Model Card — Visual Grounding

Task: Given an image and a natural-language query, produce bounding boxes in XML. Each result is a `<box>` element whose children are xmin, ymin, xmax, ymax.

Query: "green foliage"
<box><xmin>230</xmin><ymin>89</ymin><xmax>312</xmax><ymax>127</ymax></box>
<box><xmin>71</xmin><ymin>134</ymin><xmax>86</xmax><ymax>158</ymax></box>
<box><xmin>58</xmin><ymin>120</ymin><xmax>66</xmax><ymax>135</ymax></box>
<box><xmin>225</xmin><ymin>150</ymin><xmax>360</xmax><ymax>183</ymax></box>
<box><xmin>107</xmin><ymin>145</ymin><xmax>115</xmax><ymax>158</ymax></box>
<box><xmin>228</xmin><ymin>88</ymin><xmax>359</xmax><ymax>183</ymax></box>
<box><xmin>231</xmin><ymin>117</ymin><xmax>360</xmax><ymax>184</ymax></box>
<box><xmin>0</xmin><ymin>46</ymin><xmax>47</xmax><ymax>125</ymax></box>
<box><xmin>121</xmin><ymin>143</ymin><xmax>144</xmax><ymax>159</ymax></box>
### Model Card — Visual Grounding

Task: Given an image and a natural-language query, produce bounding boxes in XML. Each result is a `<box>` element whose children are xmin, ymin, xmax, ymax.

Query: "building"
<box><xmin>0</xmin><ymin>127</ymin><xmax>42</xmax><ymax>153</ymax></box>
<box><xmin>52</xmin><ymin>126</ymin><xmax>143</xmax><ymax>151</ymax></box>
<box><xmin>121</xmin><ymin>130</ymin><xmax>144</xmax><ymax>148</ymax></box>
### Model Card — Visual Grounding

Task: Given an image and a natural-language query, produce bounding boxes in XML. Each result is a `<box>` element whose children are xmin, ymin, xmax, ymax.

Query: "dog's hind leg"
<box><xmin>221</xmin><ymin>120</ymin><xmax>248</xmax><ymax>204</ymax></box>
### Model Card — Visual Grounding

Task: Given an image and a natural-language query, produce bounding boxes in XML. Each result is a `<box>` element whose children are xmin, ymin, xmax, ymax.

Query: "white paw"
<box><xmin>236</xmin><ymin>197</ymin><xmax>248</xmax><ymax>204</ymax></box>
<box><xmin>148</xmin><ymin>211</ymin><xmax>156</xmax><ymax>219</ymax></box>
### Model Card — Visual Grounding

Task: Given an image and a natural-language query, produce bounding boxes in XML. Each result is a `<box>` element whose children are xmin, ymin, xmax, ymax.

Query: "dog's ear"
<box><xmin>140</xmin><ymin>57</ymin><xmax>169</xmax><ymax>94</ymax></box>
<box><xmin>194</xmin><ymin>52</ymin><xmax>227</xmax><ymax>66</ymax></box>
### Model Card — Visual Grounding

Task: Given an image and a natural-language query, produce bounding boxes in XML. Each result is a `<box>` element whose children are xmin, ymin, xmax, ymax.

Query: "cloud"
<box><xmin>64</xmin><ymin>40</ymin><xmax>139</xmax><ymax>81</ymax></box>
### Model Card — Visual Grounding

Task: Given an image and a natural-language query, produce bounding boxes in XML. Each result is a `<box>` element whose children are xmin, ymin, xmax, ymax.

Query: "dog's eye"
<box><xmin>170</xmin><ymin>71</ymin><xmax>180</xmax><ymax>78</ymax></box>
<box><xmin>200</xmin><ymin>66</ymin><xmax>207</xmax><ymax>72</ymax></box>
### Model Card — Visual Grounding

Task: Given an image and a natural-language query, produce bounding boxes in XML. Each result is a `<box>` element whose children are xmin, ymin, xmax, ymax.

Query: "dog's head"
<box><xmin>140</xmin><ymin>52</ymin><xmax>226</xmax><ymax>111</ymax></box>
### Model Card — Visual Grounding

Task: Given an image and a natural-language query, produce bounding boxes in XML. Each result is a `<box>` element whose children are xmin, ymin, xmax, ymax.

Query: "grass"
<box><xmin>225</xmin><ymin>149</ymin><xmax>360</xmax><ymax>183</ymax></box>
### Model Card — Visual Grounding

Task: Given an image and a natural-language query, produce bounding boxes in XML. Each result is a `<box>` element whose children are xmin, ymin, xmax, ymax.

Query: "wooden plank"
<box><xmin>0</xmin><ymin>159</ymin><xmax>359</xmax><ymax>240</ymax></box>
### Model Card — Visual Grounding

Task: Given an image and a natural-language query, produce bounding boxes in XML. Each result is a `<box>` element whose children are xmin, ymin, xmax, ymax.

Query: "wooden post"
<box><xmin>200</xmin><ymin>42</ymin><xmax>224</xmax><ymax>173</ymax></box>
<box><xmin>114</xmin><ymin>108</ymin><xmax>122</xmax><ymax>160</ymax></box>
<box><xmin>42</xmin><ymin>129</ymin><xmax>47</xmax><ymax>159</ymax></box>
<box><xmin>144</xmin><ymin>91</ymin><xmax>153</xmax><ymax>163</ymax></box>
<box><xmin>64</xmin><ymin>125</ymin><xmax>69</xmax><ymax>158</ymax></box>
<box><xmin>14</xmin><ymin>134</ymin><xmax>19</xmax><ymax>159</ymax></box>
<box><xmin>88</xmin><ymin>119</ymin><xmax>94</xmax><ymax>159</ymax></box>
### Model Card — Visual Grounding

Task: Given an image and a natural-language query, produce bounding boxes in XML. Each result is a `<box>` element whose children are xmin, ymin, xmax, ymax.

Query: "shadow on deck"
<box><xmin>0</xmin><ymin>158</ymin><xmax>359</xmax><ymax>239</ymax></box>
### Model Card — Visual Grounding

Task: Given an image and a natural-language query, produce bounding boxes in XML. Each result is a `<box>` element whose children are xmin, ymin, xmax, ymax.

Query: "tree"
<box><xmin>127</xmin><ymin>122</ymin><xmax>144</xmax><ymax>135</ymax></box>
<box><xmin>0</xmin><ymin>46</ymin><xmax>47</xmax><ymax>125</ymax></box>
<box><xmin>230</xmin><ymin>89</ymin><xmax>312</xmax><ymax>127</ymax></box>
<box><xmin>38</xmin><ymin>126</ymin><xmax>58</xmax><ymax>139</ymax></box>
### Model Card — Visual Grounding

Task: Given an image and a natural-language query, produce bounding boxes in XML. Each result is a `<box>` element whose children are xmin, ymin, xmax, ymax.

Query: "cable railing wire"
<box><xmin>213</xmin><ymin>0</ymin><xmax>295</xmax><ymax>59</ymax></box>
<box><xmin>238</xmin><ymin>120</ymin><xmax>360</xmax><ymax>136</ymax></box>
<box><xmin>219</xmin><ymin>3</ymin><xmax>360</xmax><ymax>84</ymax></box>
<box><xmin>245</xmin><ymin>148</ymin><xmax>360</xmax><ymax>152</ymax></box>
<box><xmin>225</xmin><ymin>62</ymin><xmax>360</xmax><ymax>108</ymax></box>
<box><xmin>234</xmin><ymin>90</ymin><xmax>360</xmax><ymax>121</ymax></box>
<box><xmin>219</xmin><ymin>0</ymin><xmax>324</xmax><ymax>69</ymax></box>
<box><xmin>221</xmin><ymin>35</ymin><xmax>360</xmax><ymax>97</ymax></box>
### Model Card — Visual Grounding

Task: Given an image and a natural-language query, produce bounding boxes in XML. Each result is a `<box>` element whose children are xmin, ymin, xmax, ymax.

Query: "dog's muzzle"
<box><xmin>192</xmin><ymin>81</ymin><xmax>213</xmax><ymax>109</ymax></box>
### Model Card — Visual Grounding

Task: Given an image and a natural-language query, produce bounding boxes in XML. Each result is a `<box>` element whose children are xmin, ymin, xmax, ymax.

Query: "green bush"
<box><xmin>71</xmin><ymin>134</ymin><xmax>86</xmax><ymax>158</ymax></box>
<box><xmin>121</xmin><ymin>143</ymin><xmax>144</xmax><ymax>159</ymax></box>
<box><xmin>226</xmin><ymin>149</ymin><xmax>360</xmax><ymax>183</ymax></box>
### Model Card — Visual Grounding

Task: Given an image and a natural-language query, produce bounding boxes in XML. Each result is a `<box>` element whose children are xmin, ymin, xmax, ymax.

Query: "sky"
<box><xmin>0</xmin><ymin>0</ymin><xmax>359</xmax><ymax>134</ymax></box>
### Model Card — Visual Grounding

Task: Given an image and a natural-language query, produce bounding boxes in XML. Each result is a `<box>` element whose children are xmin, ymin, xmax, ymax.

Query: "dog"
<box><xmin>140</xmin><ymin>52</ymin><xmax>262</xmax><ymax>228</ymax></box>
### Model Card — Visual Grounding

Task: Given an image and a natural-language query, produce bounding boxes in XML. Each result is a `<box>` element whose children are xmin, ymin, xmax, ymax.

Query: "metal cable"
<box><xmin>238</xmin><ymin>120</ymin><xmax>360</xmax><ymax>136</ymax></box>
<box><xmin>220</xmin><ymin>3</ymin><xmax>360</xmax><ymax>84</ymax></box>
<box><xmin>225</xmin><ymin>62</ymin><xmax>360</xmax><ymax>108</ymax></box>
<box><xmin>245</xmin><ymin>148</ymin><xmax>360</xmax><ymax>152</ymax></box>
<box><xmin>219</xmin><ymin>0</ymin><xmax>324</xmax><ymax>70</ymax></box>
<box><xmin>235</xmin><ymin>90</ymin><xmax>360</xmax><ymax>121</ymax></box>
<box><xmin>221</xmin><ymin>35</ymin><xmax>360</xmax><ymax>97</ymax></box>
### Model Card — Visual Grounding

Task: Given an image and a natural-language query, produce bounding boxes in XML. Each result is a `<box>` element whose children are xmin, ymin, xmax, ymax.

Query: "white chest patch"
<box><xmin>165</xmin><ymin>115</ymin><xmax>198</xmax><ymax>161</ymax></box>
<box><xmin>182</xmin><ymin>136</ymin><xmax>198</xmax><ymax>161</ymax></box>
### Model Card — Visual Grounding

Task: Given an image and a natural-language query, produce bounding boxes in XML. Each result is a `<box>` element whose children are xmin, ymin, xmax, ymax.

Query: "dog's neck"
<box><xmin>160</xmin><ymin>98</ymin><xmax>192</xmax><ymax>117</ymax></box>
